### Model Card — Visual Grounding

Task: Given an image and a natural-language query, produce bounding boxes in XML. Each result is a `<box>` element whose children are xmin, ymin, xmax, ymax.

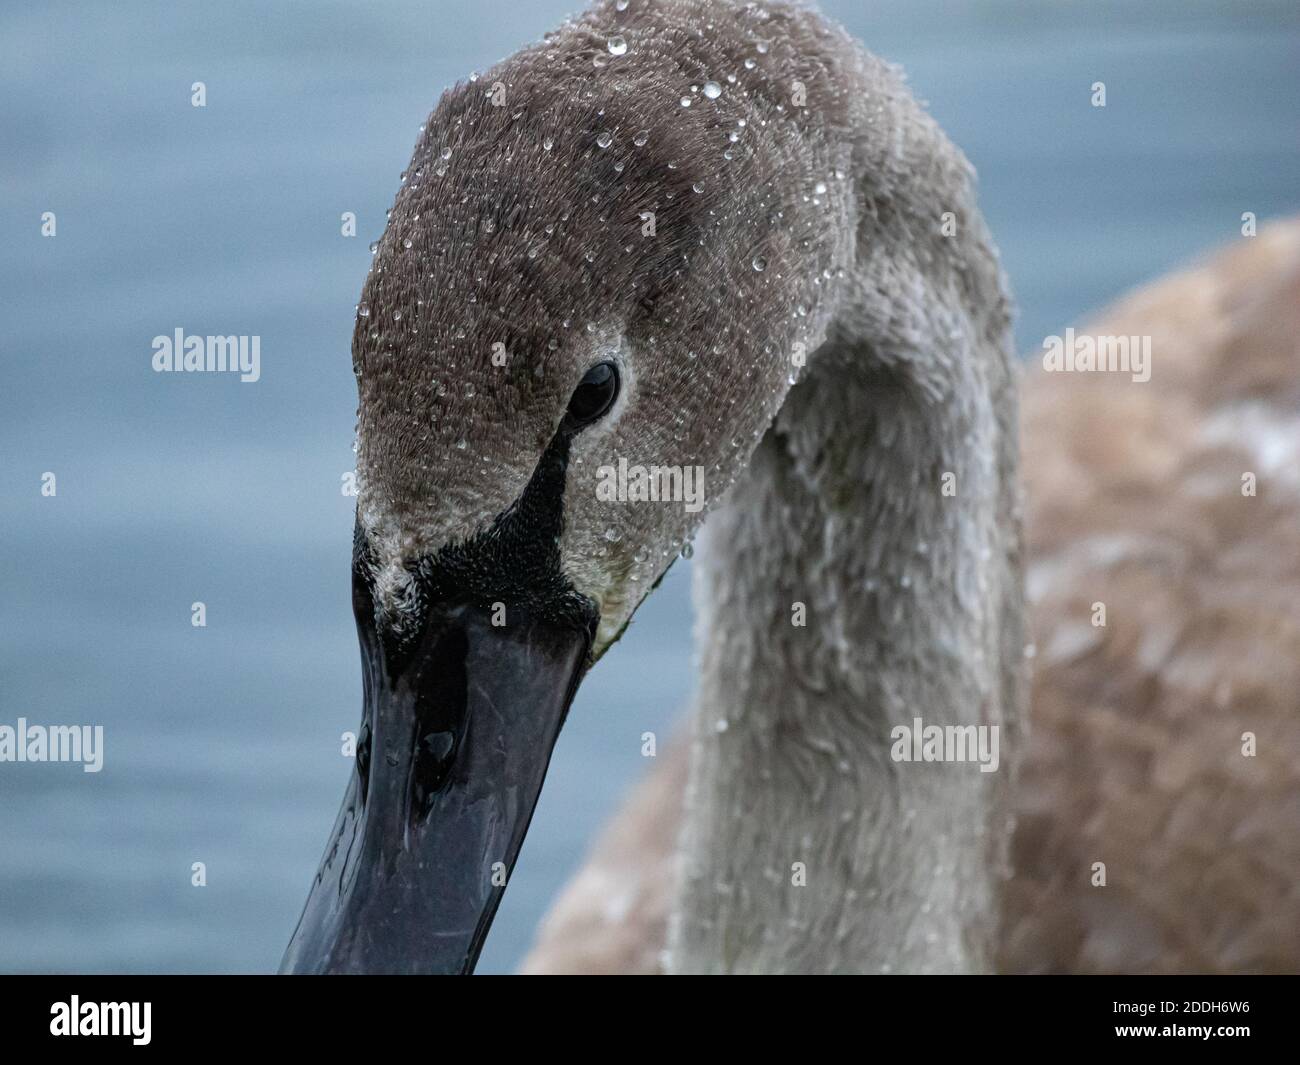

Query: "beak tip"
<box><xmin>282</xmin><ymin>604</ymin><xmax>591</xmax><ymax>975</ymax></box>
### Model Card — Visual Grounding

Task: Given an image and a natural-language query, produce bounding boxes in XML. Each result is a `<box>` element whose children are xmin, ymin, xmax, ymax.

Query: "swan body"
<box><xmin>523</xmin><ymin>217</ymin><xmax>1300</xmax><ymax>974</ymax></box>
<box><xmin>283</xmin><ymin>0</ymin><xmax>1298</xmax><ymax>974</ymax></box>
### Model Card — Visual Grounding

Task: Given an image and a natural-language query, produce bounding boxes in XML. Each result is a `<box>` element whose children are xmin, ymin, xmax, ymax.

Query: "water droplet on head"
<box><xmin>542</xmin><ymin>136</ymin><xmax>554</xmax><ymax>151</ymax></box>
<box><xmin>751</xmin><ymin>256</ymin><xmax>767</xmax><ymax>272</ymax></box>
<box><xmin>357</xmin><ymin>304</ymin><xmax>370</xmax><ymax>318</ymax></box>
<box><xmin>633</xmin><ymin>129</ymin><xmax>649</xmax><ymax>146</ymax></box>
<box><xmin>604</xmin><ymin>527</ymin><xmax>621</xmax><ymax>542</ymax></box>
<box><xmin>607</xmin><ymin>35</ymin><xmax>627</xmax><ymax>56</ymax></box>
<box><xmin>595</xmin><ymin>131</ymin><xmax>613</xmax><ymax>149</ymax></box>
<box><xmin>679</xmin><ymin>96</ymin><xmax>692</xmax><ymax>108</ymax></box>
<box><xmin>702</xmin><ymin>81</ymin><xmax>722</xmax><ymax>99</ymax></box>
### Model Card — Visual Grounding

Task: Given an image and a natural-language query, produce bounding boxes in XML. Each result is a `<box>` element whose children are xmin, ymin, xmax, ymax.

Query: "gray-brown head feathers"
<box><xmin>353</xmin><ymin>0</ymin><xmax>889</xmax><ymax>648</ymax></box>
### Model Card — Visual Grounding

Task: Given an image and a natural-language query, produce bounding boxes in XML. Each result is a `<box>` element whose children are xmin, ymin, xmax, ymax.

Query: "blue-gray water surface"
<box><xmin>1</xmin><ymin>0</ymin><xmax>1297</xmax><ymax>972</ymax></box>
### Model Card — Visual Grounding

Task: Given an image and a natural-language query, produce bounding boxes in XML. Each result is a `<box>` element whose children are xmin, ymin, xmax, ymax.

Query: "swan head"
<box><xmin>283</xmin><ymin>4</ymin><xmax>847</xmax><ymax>974</ymax></box>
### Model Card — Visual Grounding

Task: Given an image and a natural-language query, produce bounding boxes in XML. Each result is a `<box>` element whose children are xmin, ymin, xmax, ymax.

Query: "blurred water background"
<box><xmin>1</xmin><ymin>0</ymin><xmax>1297</xmax><ymax>972</ymax></box>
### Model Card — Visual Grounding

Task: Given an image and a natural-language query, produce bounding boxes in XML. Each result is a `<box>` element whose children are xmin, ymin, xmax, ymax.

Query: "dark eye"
<box><xmin>565</xmin><ymin>361</ymin><xmax>619</xmax><ymax>428</ymax></box>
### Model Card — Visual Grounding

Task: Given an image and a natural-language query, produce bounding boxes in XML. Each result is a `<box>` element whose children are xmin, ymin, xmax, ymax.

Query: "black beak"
<box><xmin>281</xmin><ymin>554</ymin><xmax>594</xmax><ymax>974</ymax></box>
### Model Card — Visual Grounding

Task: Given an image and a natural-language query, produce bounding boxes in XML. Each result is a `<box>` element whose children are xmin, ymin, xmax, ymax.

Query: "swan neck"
<box><xmin>668</xmin><ymin>82</ymin><xmax>1025</xmax><ymax>973</ymax></box>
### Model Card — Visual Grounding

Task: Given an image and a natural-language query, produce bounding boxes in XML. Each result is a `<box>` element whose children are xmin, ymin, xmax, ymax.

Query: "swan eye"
<box><xmin>565</xmin><ymin>361</ymin><xmax>619</xmax><ymax>428</ymax></box>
